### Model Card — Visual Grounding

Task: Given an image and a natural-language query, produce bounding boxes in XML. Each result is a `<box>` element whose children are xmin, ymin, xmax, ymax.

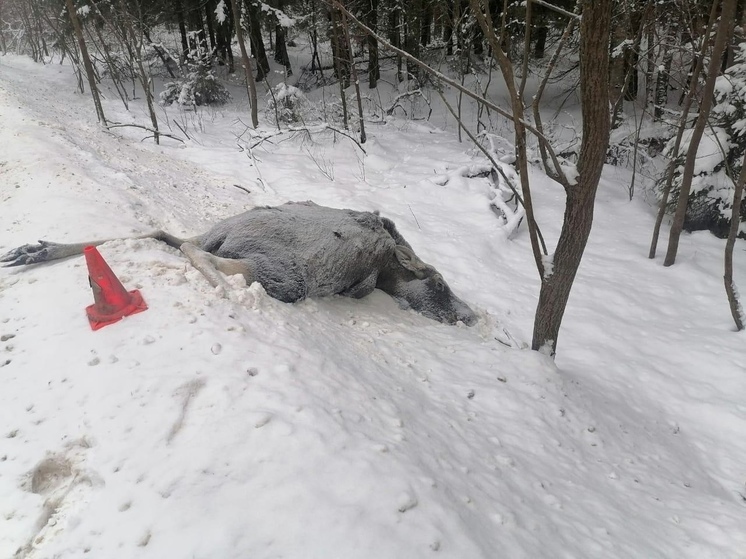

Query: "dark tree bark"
<box><xmin>724</xmin><ymin>151</ymin><xmax>746</xmax><ymax>331</ymax></box>
<box><xmin>310</xmin><ymin>0</ymin><xmax>323</xmax><ymax>73</ymax></box>
<box><xmin>644</xmin><ymin>12</ymin><xmax>654</xmax><ymax>108</ymax></box>
<box><xmin>117</xmin><ymin>1</ymin><xmax>159</xmax><ymax>144</ymax></box>
<box><xmin>654</xmin><ymin>19</ymin><xmax>675</xmax><ymax>120</ymax></box>
<box><xmin>0</xmin><ymin>0</ymin><xmax>6</xmax><ymax>54</ymax></box>
<box><xmin>420</xmin><ymin>0</ymin><xmax>432</xmax><ymax>46</ymax></box>
<box><xmin>330</xmin><ymin>6</ymin><xmax>351</xmax><ymax>87</ymax></box>
<box><xmin>471</xmin><ymin>0</ymin><xmax>547</xmax><ymax>282</ymax></box>
<box><xmin>186</xmin><ymin>0</ymin><xmax>208</xmax><ymax>56</ymax></box>
<box><xmin>214</xmin><ymin>0</ymin><xmax>235</xmax><ymax>71</ymax></box>
<box><xmin>367</xmin><ymin>0</ymin><xmax>380</xmax><ymax>87</ymax></box>
<box><xmin>341</xmin><ymin>8</ymin><xmax>366</xmax><ymax>143</ymax></box>
<box><xmin>405</xmin><ymin>0</ymin><xmax>423</xmax><ymax>81</ymax></box>
<box><xmin>64</xmin><ymin>0</ymin><xmax>107</xmax><ymax>124</ymax></box>
<box><xmin>230</xmin><ymin>0</ymin><xmax>259</xmax><ymax>127</ymax></box>
<box><xmin>533</xmin><ymin>24</ymin><xmax>548</xmax><ymax>58</ymax></box>
<box><xmin>649</xmin><ymin>0</ymin><xmax>718</xmax><ymax>258</ymax></box>
<box><xmin>443</xmin><ymin>0</ymin><xmax>454</xmax><ymax>55</ymax></box>
<box><xmin>664</xmin><ymin>0</ymin><xmax>737</xmax><ymax>267</ymax></box>
<box><xmin>623</xmin><ymin>1</ymin><xmax>646</xmax><ymax>101</ymax></box>
<box><xmin>246</xmin><ymin>0</ymin><xmax>270</xmax><ymax>80</ymax></box>
<box><xmin>623</xmin><ymin>48</ymin><xmax>639</xmax><ymax>100</ymax></box>
<box><xmin>20</xmin><ymin>0</ymin><xmax>39</xmax><ymax>61</ymax></box>
<box><xmin>389</xmin><ymin>1</ymin><xmax>403</xmax><ymax>80</ymax></box>
<box><xmin>531</xmin><ymin>0</ymin><xmax>612</xmax><ymax>355</ymax></box>
<box><xmin>205</xmin><ymin>0</ymin><xmax>217</xmax><ymax>54</ymax></box>
<box><xmin>175</xmin><ymin>0</ymin><xmax>189</xmax><ymax>57</ymax></box>
<box><xmin>274</xmin><ymin>0</ymin><xmax>292</xmax><ymax>75</ymax></box>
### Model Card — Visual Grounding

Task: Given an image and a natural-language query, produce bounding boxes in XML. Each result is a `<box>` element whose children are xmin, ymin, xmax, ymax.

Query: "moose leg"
<box><xmin>179</xmin><ymin>242</ymin><xmax>254</xmax><ymax>293</ymax></box>
<box><xmin>1</xmin><ymin>241</ymin><xmax>96</xmax><ymax>267</ymax></box>
<box><xmin>1</xmin><ymin>230</ymin><xmax>194</xmax><ymax>268</ymax></box>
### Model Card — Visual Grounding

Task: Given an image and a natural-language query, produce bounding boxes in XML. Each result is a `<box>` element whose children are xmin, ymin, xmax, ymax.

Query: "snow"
<box><xmin>215</xmin><ymin>0</ymin><xmax>228</xmax><ymax>25</ymax></box>
<box><xmin>258</xmin><ymin>2</ymin><xmax>295</xmax><ymax>28</ymax></box>
<box><xmin>670</xmin><ymin>126</ymin><xmax>730</xmax><ymax>176</ymax></box>
<box><xmin>1</xmin><ymin>53</ymin><xmax>746</xmax><ymax>559</ymax></box>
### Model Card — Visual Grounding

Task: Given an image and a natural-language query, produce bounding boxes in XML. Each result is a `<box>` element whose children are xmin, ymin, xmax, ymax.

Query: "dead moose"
<box><xmin>2</xmin><ymin>201</ymin><xmax>477</xmax><ymax>326</ymax></box>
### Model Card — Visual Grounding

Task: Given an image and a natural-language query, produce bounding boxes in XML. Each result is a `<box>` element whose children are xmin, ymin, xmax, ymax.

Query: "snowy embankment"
<box><xmin>1</xmin><ymin>54</ymin><xmax>745</xmax><ymax>559</ymax></box>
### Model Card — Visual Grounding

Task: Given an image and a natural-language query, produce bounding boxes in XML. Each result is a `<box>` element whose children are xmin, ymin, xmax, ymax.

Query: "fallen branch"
<box><xmin>386</xmin><ymin>89</ymin><xmax>425</xmax><ymax>115</ymax></box>
<box><xmin>106</xmin><ymin>123</ymin><xmax>184</xmax><ymax>143</ymax></box>
<box><xmin>311</xmin><ymin>124</ymin><xmax>368</xmax><ymax>154</ymax></box>
<box><xmin>233</xmin><ymin>184</ymin><xmax>252</xmax><ymax>195</ymax></box>
<box><xmin>248</xmin><ymin>124</ymin><xmax>367</xmax><ymax>154</ymax></box>
<box><xmin>436</xmin><ymin>88</ymin><xmax>548</xmax><ymax>254</ymax></box>
<box><xmin>172</xmin><ymin>119</ymin><xmax>191</xmax><ymax>140</ymax></box>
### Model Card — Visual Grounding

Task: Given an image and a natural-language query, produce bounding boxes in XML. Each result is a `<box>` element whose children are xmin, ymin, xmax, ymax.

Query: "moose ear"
<box><xmin>394</xmin><ymin>245</ymin><xmax>430</xmax><ymax>279</ymax></box>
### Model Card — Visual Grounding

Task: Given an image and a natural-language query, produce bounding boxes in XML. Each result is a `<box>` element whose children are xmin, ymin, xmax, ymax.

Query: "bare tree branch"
<box><xmin>325</xmin><ymin>0</ymin><xmax>564</xmax><ymax>178</ymax></box>
<box><xmin>105</xmin><ymin>123</ymin><xmax>184</xmax><ymax>143</ymax></box>
<box><xmin>532</xmin><ymin>0</ymin><xmax>580</xmax><ymax>20</ymax></box>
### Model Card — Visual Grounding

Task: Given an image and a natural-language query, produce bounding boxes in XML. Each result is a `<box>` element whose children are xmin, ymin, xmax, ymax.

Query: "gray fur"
<box><xmin>1</xmin><ymin>201</ymin><xmax>477</xmax><ymax>326</ymax></box>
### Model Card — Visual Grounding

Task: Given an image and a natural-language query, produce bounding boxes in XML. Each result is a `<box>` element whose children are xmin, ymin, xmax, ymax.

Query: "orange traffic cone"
<box><xmin>84</xmin><ymin>246</ymin><xmax>147</xmax><ymax>330</ymax></box>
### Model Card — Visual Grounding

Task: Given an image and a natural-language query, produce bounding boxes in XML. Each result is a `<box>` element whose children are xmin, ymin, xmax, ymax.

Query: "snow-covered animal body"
<box><xmin>2</xmin><ymin>201</ymin><xmax>477</xmax><ymax>326</ymax></box>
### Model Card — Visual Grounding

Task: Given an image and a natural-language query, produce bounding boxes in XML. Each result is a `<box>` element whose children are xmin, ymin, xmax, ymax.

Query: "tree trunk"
<box><xmin>533</xmin><ymin>24</ymin><xmax>548</xmax><ymax>58</ymax></box>
<box><xmin>420</xmin><ymin>1</ymin><xmax>432</xmax><ymax>46</ymax></box>
<box><xmin>623</xmin><ymin>48</ymin><xmax>639</xmax><ymax>101</ymax></box>
<box><xmin>531</xmin><ymin>0</ymin><xmax>612</xmax><ymax>356</ymax></box>
<box><xmin>405</xmin><ymin>0</ymin><xmax>422</xmax><ymax>81</ymax></box>
<box><xmin>518</xmin><ymin>0</ymin><xmax>533</xmax><ymax>100</ymax></box>
<box><xmin>367</xmin><ymin>0</ymin><xmax>380</xmax><ymax>87</ymax></box>
<box><xmin>273</xmin><ymin>0</ymin><xmax>292</xmax><ymax>75</ymax></box>
<box><xmin>205</xmin><ymin>0</ymin><xmax>217</xmax><ymax>54</ymax></box>
<box><xmin>119</xmin><ymin>2</ymin><xmax>159</xmax><ymax>144</ymax></box>
<box><xmin>532</xmin><ymin>4</ymin><xmax>578</xmax><ymax>178</ymax></box>
<box><xmin>175</xmin><ymin>0</ymin><xmax>189</xmax><ymax>58</ymax></box>
<box><xmin>186</xmin><ymin>0</ymin><xmax>208</xmax><ymax>56</ymax></box>
<box><xmin>623</xmin><ymin>2</ymin><xmax>645</xmax><ymax>101</ymax></box>
<box><xmin>64</xmin><ymin>0</ymin><xmax>107</xmax><ymax>124</ymax></box>
<box><xmin>0</xmin><ymin>0</ymin><xmax>6</xmax><ymax>55</ymax></box>
<box><xmin>246</xmin><ymin>0</ymin><xmax>270</xmax><ymax>81</ymax></box>
<box><xmin>388</xmin><ymin>3</ymin><xmax>403</xmax><ymax>81</ymax></box>
<box><xmin>654</xmin><ymin>19</ymin><xmax>675</xmax><ymax>120</ymax></box>
<box><xmin>275</xmin><ymin>23</ymin><xmax>292</xmax><ymax>75</ymax></box>
<box><xmin>471</xmin><ymin>0</ymin><xmax>547</xmax><ymax>278</ymax></box>
<box><xmin>724</xmin><ymin>152</ymin><xmax>746</xmax><ymax>331</ymax></box>
<box><xmin>664</xmin><ymin>0</ymin><xmax>737</xmax><ymax>267</ymax></box>
<box><xmin>644</xmin><ymin>13</ymin><xmax>654</xmax><ymax>108</ymax></box>
<box><xmin>443</xmin><ymin>0</ymin><xmax>454</xmax><ymax>55</ymax></box>
<box><xmin>214</xmin><ymin>0</ymin><xmax>235</xmax><ymax>71</ymax></box>
<box><xmin>341</xmin><ymin>8</ymin><xmax>366</xmax><ymax>143</ymax></box>
<box><xmin>649</xmin><ymin>0</ymin><xmax>718</xmax><ymax>258</ymax></box>
<box><xmin>230</xmin><ymin>0</ymin><xmax>259</xmax><ymax>127</ymax></box>
<box><xmin>331</xmin><ymin>8</ymin><xmax>349</xmax><ymax>127</ymax></box>
<box><xmin>330</xmin><ymin>7</ymin><xmax>351</xmax><ymax>88</ymax></box>
<box><xmin>310</xmin><ymin>0</ymin><xmax>323</xmax><ymax>74</ymax></box>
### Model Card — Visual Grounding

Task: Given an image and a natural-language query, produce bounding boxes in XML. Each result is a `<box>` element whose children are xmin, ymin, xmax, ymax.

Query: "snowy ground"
<box><xmin>1</xmin><ymin>53</ymin><xmax>745</xmax><ymax>559</ymax></box>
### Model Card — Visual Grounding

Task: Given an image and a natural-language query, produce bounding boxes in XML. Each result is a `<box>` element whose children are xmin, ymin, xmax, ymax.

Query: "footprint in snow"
<box><xmin>15</xmin><ymin>439</ymin><xmax>100</xmax><ymax>559</ymax></box>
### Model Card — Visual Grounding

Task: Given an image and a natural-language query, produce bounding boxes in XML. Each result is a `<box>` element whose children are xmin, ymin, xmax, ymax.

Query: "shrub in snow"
<box><xmin>160</xmin><ymin>59</ymin><xmax>230</xmax><ymax>108</ymax></box>
<box><xmin>265</xmin><ymin>83</ymin><xmax>313</xmax><ymax>123</ymax></box>
<box><xmin>658</xmin><ymin>43</ymin><xmax>746</xmax><ymax>238</ymax></box>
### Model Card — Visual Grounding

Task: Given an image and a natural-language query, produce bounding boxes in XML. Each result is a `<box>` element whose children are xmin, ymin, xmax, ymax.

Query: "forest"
<box><xmin>1</xmin><ymin>2</ymin><xmax>746</xmax><ymax>558</ymax></box>
<box><xmin>2</xmin><ymin>0</ymin><xmax>744</xmax><ymax>354</ymax></box>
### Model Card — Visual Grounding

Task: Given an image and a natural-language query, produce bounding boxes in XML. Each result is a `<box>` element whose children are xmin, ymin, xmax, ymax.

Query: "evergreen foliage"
<box><xmin>160</xmin><ymin>55</ymin><xmax>231</xmax><ymax>107</ymax></box>
<box><xmin>265</xmin><ymin>83</ymin><xmax>313</xmax><ymax>123</ymax></box>
<box><xmin>659</xmin><ymin>42</ymin><xmax>746</xmax><ymax>238</ymax></box>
